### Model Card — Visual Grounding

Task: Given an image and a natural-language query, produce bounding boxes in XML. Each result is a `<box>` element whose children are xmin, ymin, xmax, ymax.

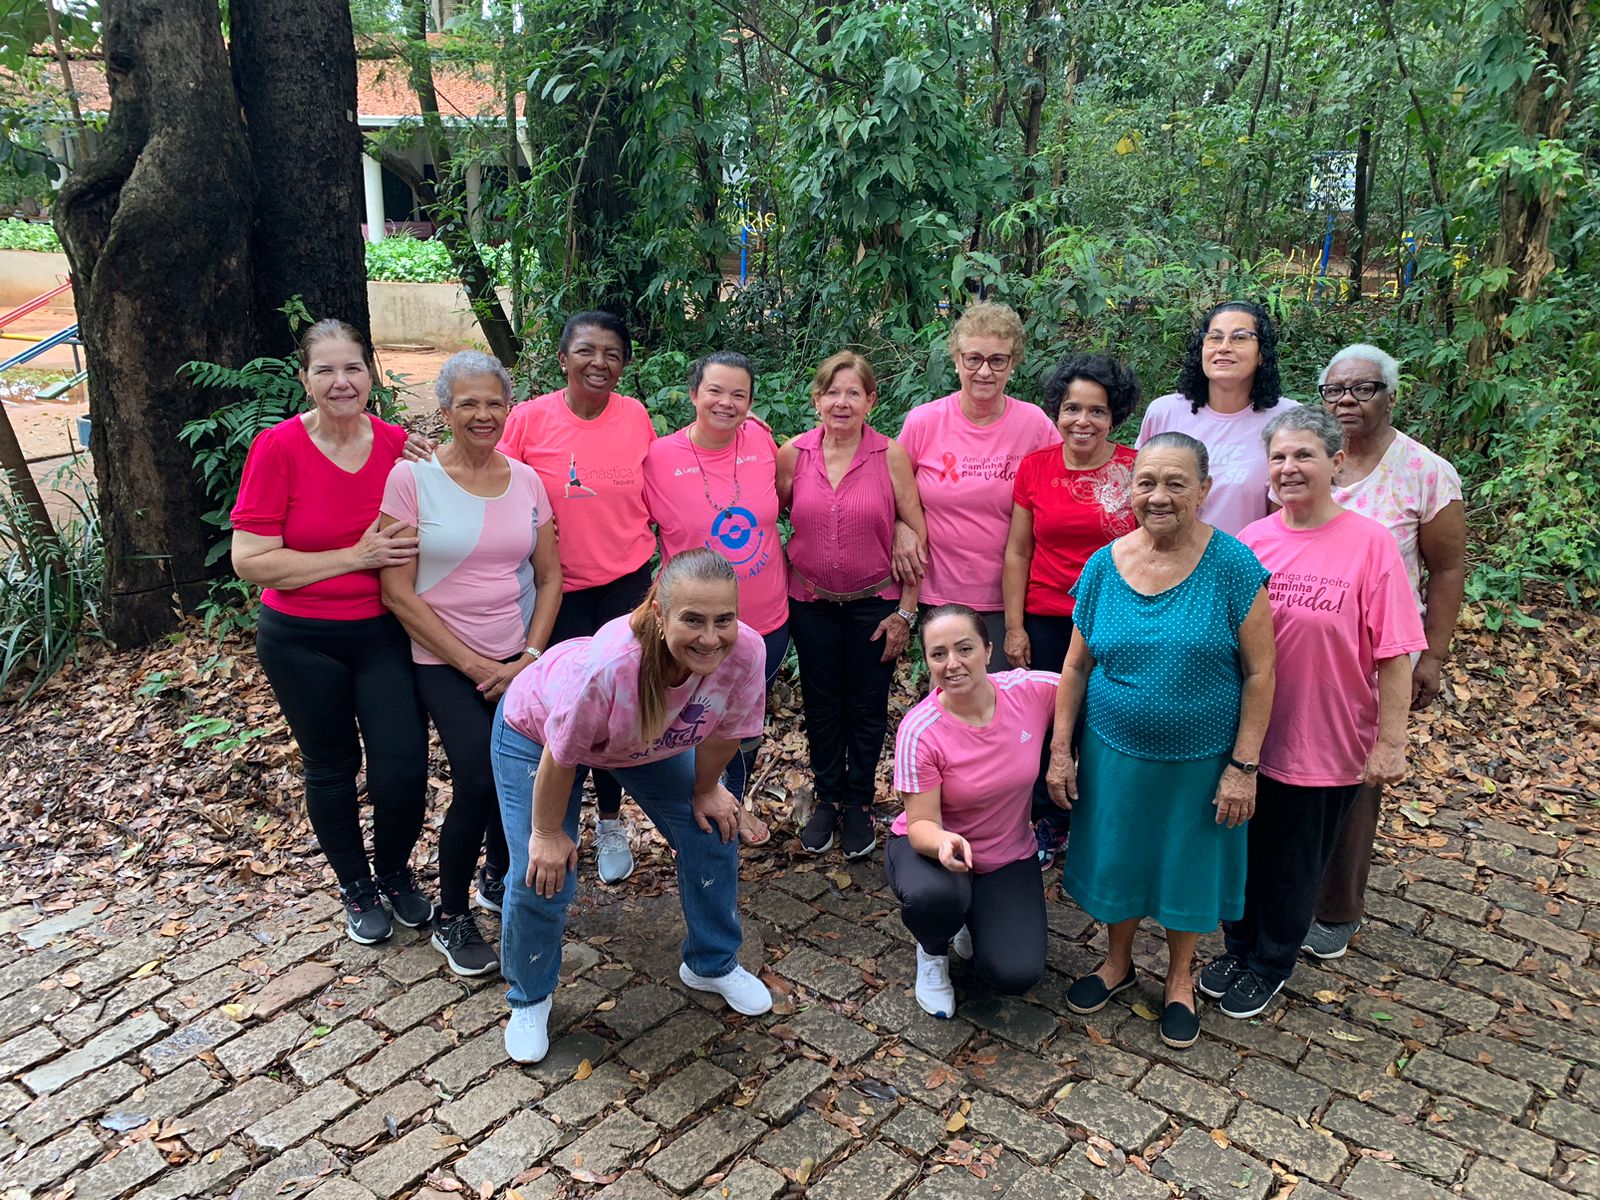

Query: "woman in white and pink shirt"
<box><xmin>888</xmin><ymin>605</ymin><xmax>1059</xmax><ymax>1019</ymax></box>
<box><xmin>896</xmin><ymin>302</ymin><xmax>1062</xmax><ymax>670</ymax></box>
<box><xmin>491</xmin><ymin>549</ymin><xmax>774</xmax><ymax>1064</ymax></box>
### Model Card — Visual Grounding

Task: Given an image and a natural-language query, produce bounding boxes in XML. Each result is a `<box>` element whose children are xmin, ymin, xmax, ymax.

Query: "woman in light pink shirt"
<box><xmin>644</xmin><ymin>352</ymin><xmax>788</xmax><ymax>845</ymax></box>
<box><xmin>896</xmin><ymin>302</ymin><xmax>1062</xmax><ymax>671</ymax></box>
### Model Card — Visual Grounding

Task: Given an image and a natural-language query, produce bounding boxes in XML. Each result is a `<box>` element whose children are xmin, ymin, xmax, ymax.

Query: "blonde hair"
<box><xmin>811</xmin><ymin>351</ymin><xmax>878</xmax><ymax>402</ymax></box>
<box><xmin>629</xmin><ymin>548</ymin><xmax>739</xmax><ymax>743</ymax></box>
<box><xmin>947</xmin><ymin>301</ymin><xmax>1025</xmax><ymax>361</ymax></box>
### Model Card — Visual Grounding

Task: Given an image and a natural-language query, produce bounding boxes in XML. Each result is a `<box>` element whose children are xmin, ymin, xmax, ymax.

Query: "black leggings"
<box><xmin>1023</xmin><ymin>611</ymin><xmax>1076</xmax><ymax>827</ymax></box>
<box><xmin>416</xmin><ymin>663</ymin><xmax>512</xmax><ymax>915</ymax></box>
<box><xmin>548</xmin><ymin>560</ymin><xmax>654</xmax><ymax>819</ymax></box>
<box><xmin>255</xmin><ymin>608</ymin><xmax>428</xmax><ymax>888</ymax></box>
<box><xmin>884</xmin><ymin>835</ymin><xmax>1046</xmax><ymax>995</ymax></box>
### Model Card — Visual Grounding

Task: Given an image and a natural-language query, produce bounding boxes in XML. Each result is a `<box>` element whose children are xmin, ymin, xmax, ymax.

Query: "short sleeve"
<box><xmin>381</xmin><ymin>461</ymin><xmax>419</xmax><ymax>527</ymax></box>
<box><xmin>892</xmin><ymin>709</ymin><xmax>943</xmax><ymax>796</ymax></box>
<box><xmin>540</xmin><ymin>668</ymin><xmax>616</xmax><ymax>765</ymax></box>
<box><xmin>897</xmin><ymin>405</ymin><xmax>928</xmax><ymax>460</ymax></box>
<box><xmin>230</xmin><ymin>427</ymin><xmax>290</xmax><ymax>536</ymax></box>
<box><xmin>1071</xmin><ymin>548</ymin><xmax>1107</xmax><ymax>642</ymax></box>
<box><xmin>1216</xmin><ymin>536</ymin><xmax>1269</xmax><ymax>631</ymax></box>
<box><xmin>1417</xmin><ymin>450</ymin><xmax>1464</xmax><ymax>524</ymax></box>
<box><xmin>1365</xmin><ymin>535</ymin><xmax>1429</xmax><ymax>659</ymax></box>
<box><xmin>520</xmin><ymin>462</ymin><xmax>554</xmax><ymax>528</ymax></box>
<box><xmin>497</xmin><ymin>401</ymin><xmax>533</xmax><ymax>464</ymax></box>
<box><xmin>1012</xmin><ymin>454</ymin><xmax>1039</xmax><ymax>510</ymax></box>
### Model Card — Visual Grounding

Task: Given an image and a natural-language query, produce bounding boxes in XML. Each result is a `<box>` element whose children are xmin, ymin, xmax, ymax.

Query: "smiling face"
<box><xmin>1200</xmin><ymin>309</ymin><xmax>1262</xmax><ymax>390</ymax></box>
<box><xmin>443</xmin><ymin>374</ymin><xmax>510</xmax><ymax>449</ymax></box>
<box><xmin>560</xmin><ymin>324</ymin><xmax>627</xmax><ymax>403</ymax></box>
<box><xmin>1267</xmin><ymin>428</ymin><xmax>1342</xmax><ymax>506</ymax></box>
<box><xmin>1319</xmin><ymin>357</ymin><xmax>1394</xmax><ymax>442</ymax></box>
<box><xmin>690</xmin><ymin>363</ymin><xmax>754</xmax><ymax>440</ymax></box>
<box><xmin>813</xmin><ymin>367</ymin><xmax>875</xmax><ymax>436</ymax></box>
<box><xmin>952</xmin><ymin>334</ymin><xmax>1017</xmax><ymax>406</ymax></box>
<box><xmin>300</xmin><ymin>337</ymin><xmax>372</xmax><ymax>418</ymax></box>
<box><xmin>1130</xmin><ymin>446</ymin><xmax>1211</xmax><ymax>537</ymax></box>
<box><xmin>656</xmin><ymin>579</ymin><xmax>742</xmax><ymax>677</ymax></box>
<box><xmin>1057</xmin><ymin>378</ymin><xmax>1114</xmax><ymax>458</ymax></box>
<box><xmin>922</xmin><ymin>613</ymin><xmax>990</xmax><ymax>698</ymax></box>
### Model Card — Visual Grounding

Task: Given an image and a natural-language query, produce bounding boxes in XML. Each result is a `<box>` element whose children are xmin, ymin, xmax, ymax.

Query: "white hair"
<box><xmin>1319</xmin><ymin>343</ymin><xmax>1399</xmax><ymax>394</ymax></box>
<box><xmin>435</xmin><ymin>350</ymin><xmax>513</xmax><ymax>408</ymax></box>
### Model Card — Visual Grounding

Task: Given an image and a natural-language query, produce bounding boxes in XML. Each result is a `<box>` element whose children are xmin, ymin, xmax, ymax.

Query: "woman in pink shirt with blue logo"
<box><xmin>491</xmin><ymin>549</ymin><xmax>773</xmax><ymax>1063</ymax></box>
<box><xmin>1201</xmin><ymin>408</ymin><xmax>1426</xmax><ymax>1020</ymax></box>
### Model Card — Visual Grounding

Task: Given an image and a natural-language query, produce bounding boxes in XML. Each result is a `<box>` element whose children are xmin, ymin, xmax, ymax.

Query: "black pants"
<box><xmin>789</xmin><ymin>597</ymin><xmax>897</xmax><ymax>810</ymax></box>
<box><xmin>548</xmin><ymin>560</ymin><xmax>654</xmax><ymax>819</ymax></box>
<box><xmin>884</xmin><ymin>835</ymin><xmax>1046</xmax><ymax>995</ymax></box>
<box><xmin>255</xmin><ymin>608</ymin><xmax>428</xmax><ymax>888</ymax></box>
<box><xmin>416</xmin><ymin>663</ymin><xmax>512</xmax><ymax>915</ymax></box>
<box><xmin>1223</xmin><ymin>775</ymin><xmax>1360</xmax><ymax>987</ymax></box>
<box><xmin>1023</xmin><ymin>611</ymin><xmax>1075</xmax><ymax>827</ymax></box>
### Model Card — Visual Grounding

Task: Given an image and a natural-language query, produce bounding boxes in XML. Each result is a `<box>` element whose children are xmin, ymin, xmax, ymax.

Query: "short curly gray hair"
<box><xmin>1262</xmin><ymin>406</ymin><xmax>1344</xmax><ymax>457</ymax></box>
<box><xmin>1319</xmin><ymin>343</ymin><xmax>1399</xmax><ymax>395</ymax></box>
<box><xmin>435</xmin><ymin>350</ymin><xmax>513</xmax><ymax>408</ymax></box>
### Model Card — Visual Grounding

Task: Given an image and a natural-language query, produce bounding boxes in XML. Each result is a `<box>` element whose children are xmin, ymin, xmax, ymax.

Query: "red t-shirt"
<box><xmin>231</xmin><ymin>414</ymin><xmax>407</xmax><ymax>620</ymax></box>
<box><xmin>1012</xmin><ymin>443</ymin><xmax>1137</xmax><ymax>617</ymax></box>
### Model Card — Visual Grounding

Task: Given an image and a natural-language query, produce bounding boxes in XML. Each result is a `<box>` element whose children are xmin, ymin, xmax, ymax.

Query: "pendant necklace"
<box><xmin>689</xmin><ymin>426</ymin><xmax>741</xmax><ymax>518</ymax></box>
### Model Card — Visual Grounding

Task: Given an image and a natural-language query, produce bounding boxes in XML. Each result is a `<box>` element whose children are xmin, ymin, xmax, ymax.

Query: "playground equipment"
<box><xmin>0</xmin><ymin>281</ymin><xmax>72</xmax><ymax>334</ymax></box>
<box><xmin>0</xmin><ymin>322</ymin><xmax>82</xmax><ymax>377</ymax></box>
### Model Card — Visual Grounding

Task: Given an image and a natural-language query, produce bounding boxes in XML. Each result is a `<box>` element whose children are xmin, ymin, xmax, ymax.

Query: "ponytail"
<box><xmin>629</xmin><ymin>548</ymin><xmax>739</xmax><ymax>743</ymax></box>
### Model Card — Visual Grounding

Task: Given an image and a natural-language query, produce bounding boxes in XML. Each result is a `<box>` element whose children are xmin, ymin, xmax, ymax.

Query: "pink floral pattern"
<box><xmin>1332</xmin><ymin>430</ymin><xmax>1462</xmax><ymax>608</ymax></box>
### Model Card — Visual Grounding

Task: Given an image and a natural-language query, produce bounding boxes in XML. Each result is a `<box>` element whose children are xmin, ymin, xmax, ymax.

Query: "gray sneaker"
<box><xmin>596</xmin><ymin>818</ymin><xmax>635</xmax><ymax>884</ymax></box>
<box><xmin>1302</xmin><ymin>919</ymin><xmax>1361</xmax><ymax>960</ymax></box>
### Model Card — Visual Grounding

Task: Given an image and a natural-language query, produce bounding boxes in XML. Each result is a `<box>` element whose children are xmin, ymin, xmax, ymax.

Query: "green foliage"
<box><xmin>364</xmin><ymin>231</ymin><xmax>458</xmax><ymax>282</ymax></box>
<box><xmin>0</xmin><ymin>217</ymin><xmax>62</xmax><ymax>251</ymax></box>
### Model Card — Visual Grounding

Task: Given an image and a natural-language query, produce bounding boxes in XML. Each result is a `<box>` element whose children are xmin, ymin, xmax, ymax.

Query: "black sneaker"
<box><xmin>375</xmin><ymin>867</ymin><xmax>435</xmax><ymax>928</ymax></box>
<box><xmin>800</xmin><ymin>802</ymin><xmax>839</xmax><ymax>854</ymax></box>
<box><xmin>1197</xmin><ymin>953</ymin><xmax>1246</xmax><ymax>999</ymax></box>
<box><xmin>474</xmin><ymin>866</ymin><xmax>506</xmax><ymax>916</ymax></box>
<box><xmin>1218</xmin><ymin>968</ymin><xmax>1283</xmax><ymax>1019</ymax></box>
<box><xmin>341</xmin><ymin>877</ymin><xmax>392</xmax><ymax>945</ymax></box>
<box><xmin>431</xmin><ymin>911</ymin><xmax>500</xmax><ymax>977</ymax></box>
<box><xmin>1034</xmin><ymin>819</ymin><xmax>1068</xmax><ymax>869</ymax></box>
<box><xmin>841</xmin><ymin>806</ymin><xmax>876</xmax><ymax>859</ymax></box>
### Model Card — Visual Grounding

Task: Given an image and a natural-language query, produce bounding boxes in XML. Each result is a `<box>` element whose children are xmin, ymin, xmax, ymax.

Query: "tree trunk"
<box><xmin>53</xmin><ymin>0</ymin><xmax>256</xmax><ymax>646</ymax></box>
<box><xmin>231</xmin><ymin>0</ymin><xmax>371</xmax><ymax>353</ymax></box>
<box><xmin>1347</xmin><ymin>120</ymin><xmax>1372</xmax><ymax>299</ymax></box>
<box><xmin>1017</xmin><ymin>0</ymin><xmax>1051</xmax><ymax>277</ymax></box>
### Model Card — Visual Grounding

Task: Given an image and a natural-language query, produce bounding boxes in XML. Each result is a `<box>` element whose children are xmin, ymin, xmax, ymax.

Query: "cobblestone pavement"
<box><xmin>3</xmin><ymin>814</ymin><xmax>1598</xmax><ymax>1200</ymax></box>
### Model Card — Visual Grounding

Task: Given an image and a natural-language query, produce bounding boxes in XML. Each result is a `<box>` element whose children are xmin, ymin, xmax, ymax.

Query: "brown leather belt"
<box><xmin>792</xmin><ymin>568</ymin><xmax>894</xmax><ymax>604</ymax></box>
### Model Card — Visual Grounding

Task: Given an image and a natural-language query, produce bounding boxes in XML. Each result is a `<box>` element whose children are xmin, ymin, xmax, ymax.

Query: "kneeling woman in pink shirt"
<box><xmin>1201</xmin><ymin>408</ymin><xmax>1426</xmax><ymax>1020</ymax></box>
<box><xmin>888</xmin><ymin>605</ymin><xmax>1059</xmax><ymax>1019</ymax></box>
<box><xmin>491</xmin><ymin>549</ymin><xmax>773</xmax><ymax>1063</ymax></box>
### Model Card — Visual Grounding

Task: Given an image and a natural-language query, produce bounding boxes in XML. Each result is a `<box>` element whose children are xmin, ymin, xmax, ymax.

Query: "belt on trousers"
<box><xmin>792</xmin><ymin>568</ymin><xmax>894</xmax><ymax>604</ymax></box>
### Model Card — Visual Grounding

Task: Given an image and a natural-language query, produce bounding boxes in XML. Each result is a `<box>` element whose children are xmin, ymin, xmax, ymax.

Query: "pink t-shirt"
<box><xmin>1137</xmin><ymin>393</ymin><xmax>1299</xmax><ymax>536</ymax></box>
<box><xmin>643</xmin><ymin>424</ymin><xmax>789</xmax><ymax>634</ymax></box>
<box><xmin>1012</xmin><ymin>443</ymin><xmax>1137</xmax><ymax>616</ymax></box>
<box><xmin>498</xmin><ymin>390</ymin><xmax>657</xmax><ymax>592</ymax></box>
<box><xmin>898</xmin><ymin>394</ymin><xmax>1062</xmax><ymax>609</ymax></box>
<box><xmin>500</xmin><ymin>614</ymin><xmax>768</xmax><ymax>769</ymax></box>
<box><xmin>1332</xmin><ymin>430</ymin><xmax>1462</xmax><ymax>611</ymax></box>
<box><xmin>890</xmin><ymin>669</ymin><xmax>1061</xmax><ymax>872</ymax></box>
<box><xmin>381</xmin><ymin>455</ymin><xmax>553</xmax><ymax>664</ymax></box>
<box><xmin>231</xmin><ymin>414</ymin><xmax>407</xmax><ymax>620</ymax></box>
<box><xmin>1240</xmin><ymin>510</ymin><xmax>1428</xmax><ymax>787</ymax></box>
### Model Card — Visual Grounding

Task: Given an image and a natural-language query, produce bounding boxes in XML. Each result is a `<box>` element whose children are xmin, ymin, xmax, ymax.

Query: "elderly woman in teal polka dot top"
<box><xmin>1046</xmin><ymin>431</ymin><xmax>1276</xmax><ymax>1050</ymax></box>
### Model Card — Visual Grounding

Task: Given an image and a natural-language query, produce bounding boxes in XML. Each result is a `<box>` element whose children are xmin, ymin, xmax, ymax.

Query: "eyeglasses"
<box><xmin>959</xmin><ymin>353</ymin><xmax>1013</xmax><ymax>373</ymax></box>
<box><xmin>1203</xmin><ymin>330</ymin><xmax>1260</xmax><ymax>347</ymax></box>
<box><xmin>1317</xmin><ymin>381</ymin><xmax>1386</xmax><ymax>402</ymax></box>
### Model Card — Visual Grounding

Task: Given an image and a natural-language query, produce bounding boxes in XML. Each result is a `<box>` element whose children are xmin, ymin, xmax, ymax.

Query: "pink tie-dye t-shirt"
<box><xmin>1331</xmin><ymin>430</ymin><xmax>1462</xmax><ymax>611</ymax></box>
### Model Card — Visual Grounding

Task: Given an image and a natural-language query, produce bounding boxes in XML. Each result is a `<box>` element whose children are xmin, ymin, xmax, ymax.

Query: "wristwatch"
<box><xmin>523</xmin><ymin>646</ymin><xmax>543</xmax><ymax>661</ymax></box>
<box><xmin>894</xmin><ymin>607</ymin><xmax>918</xmax><ymax>627</ymax></box>
<box><xmin>1228</xmin><ymin>757</ymin><xmax>1258</xmax><ymax>775</ymax></box>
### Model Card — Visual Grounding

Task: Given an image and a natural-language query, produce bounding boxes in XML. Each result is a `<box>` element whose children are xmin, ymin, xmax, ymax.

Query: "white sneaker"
<box><xmin>679</xmin><ymin>962</ymin><xmax>772</xmax><ymax>1016</ymax></box>
<box><xmin>915</xmin><ymin>945</ymin><xmax>955</xmax><ymax>1019</ymax></box>
<box><xmin>505</xmin><ymin>995</ymin><xmax>553</xmax><ymax>1063</ymax></box>
<box><xmin>596</xmin><ymin>818</ymin><xmax>636</xmax><ymax>884</ymax></box>
<box><xmin>950</xmin><ymin>926</ymin><xmax>973</xmax><ymax>961</ymax></box>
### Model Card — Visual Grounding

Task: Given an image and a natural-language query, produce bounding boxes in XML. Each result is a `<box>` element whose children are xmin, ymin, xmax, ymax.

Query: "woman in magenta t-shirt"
<box><xmin>888</xmin><ymin>605</ymin><xmax>1058</xmax><ymax>1020</ymax></box>
<box><xmin>1202</xmin><ymin>408</ymin><xmax>1426</xmax><ymax>1021</ymax></box>
<box><xmin>1137</xmin><ymin>300</ymin><xmax>1297</xmax><ymax>535</ymax></box>
<box><xmin>896</xmin><ymin>302</ymin><xmax>1062</xmax><ymax>671</ymax></box>
<box><xmin>231</xmin><ymin>320</ymin><xmax>431</xmax><ymax>947</ymax></box>
<box><xmin>643</xmin><ymin>351</ymin><xmax>788</xmax><ymax>846</ymax></box>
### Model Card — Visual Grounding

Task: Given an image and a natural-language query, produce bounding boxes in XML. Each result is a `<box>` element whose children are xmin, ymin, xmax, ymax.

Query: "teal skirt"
<box><xmin>1061</xmin><ymin>726</ymin><xmax>1245</xmax><ymax>932</ymax></box>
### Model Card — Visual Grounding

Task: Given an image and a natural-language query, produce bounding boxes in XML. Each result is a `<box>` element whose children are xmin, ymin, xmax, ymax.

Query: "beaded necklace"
<box><xmin>688</xmin><ymin>425</ymin><xmax>741</xmax><ymax>518</ymax></box>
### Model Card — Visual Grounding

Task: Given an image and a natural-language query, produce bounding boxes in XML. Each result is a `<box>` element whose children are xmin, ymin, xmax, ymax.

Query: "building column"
<box><xmin>465</xmin><ymin>162</ymin><xmax>483</xmax><ymax>237</ymax></box>
<box><xmin>362</xmin><ymin>153</ymin><xmax>386</xmax><ymax>243</ymax></box>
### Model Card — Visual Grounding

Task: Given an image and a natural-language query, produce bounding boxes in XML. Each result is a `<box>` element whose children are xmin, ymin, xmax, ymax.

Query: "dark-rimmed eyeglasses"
<box><xmin>959</xmin><ymin>353</ymin><xmax>1013</xmax><ymax>373</ymax></box>
<box><xmin>1317</xmin><ymin>381</ymin><xmax>1386</xmax><ymax>402</ymax></box>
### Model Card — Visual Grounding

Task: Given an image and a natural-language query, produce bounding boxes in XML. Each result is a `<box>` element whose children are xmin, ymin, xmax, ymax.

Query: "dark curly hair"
<box><xmin>1177</xmin><ymin>300</ymin><xmax>1283</xmax><ymax>414</ymax></box>
<box><xmin>1041</xmin><ymin>353</ymin><xmax>1141</xmax><ymax>428</ymax></box>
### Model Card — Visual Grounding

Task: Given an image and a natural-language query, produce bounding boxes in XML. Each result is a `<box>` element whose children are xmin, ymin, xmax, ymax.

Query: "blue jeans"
<box><xmin>723</xmin><ymin>623</ymin><xmax>790</xmax><ymax>801</ymax></box>
<box><xmin>491</xmin><ymin>704</ymin><xmax>744</xmax><ymax>1007</ymax></box>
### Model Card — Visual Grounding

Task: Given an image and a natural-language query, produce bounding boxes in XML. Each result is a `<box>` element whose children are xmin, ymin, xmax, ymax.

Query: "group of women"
<box><xmin>231</xmin><ymin>297</ymin><xmax>1462</xmax><ymax>1059</ymax></box>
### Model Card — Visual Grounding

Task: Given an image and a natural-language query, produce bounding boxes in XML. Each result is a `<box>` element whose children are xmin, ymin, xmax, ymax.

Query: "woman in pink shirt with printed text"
<box><xmin>777</xmin><ymin>351</ymin><xmax>926</xmax><ymax>860</ymax></box>
<box><xmin>1202</xmin><ymin>408</ymin><xmax>1427</xmax><ymax>1022</ymax></box>
<box><xmin>231</xmin><ymin>320</ymin><xmax>432</xmax><ymax>947</ymax></box>
<box><xmin>1301</xmin><ymin>343</ymin><xmax>1466</xmax><ymax>960</ymax></box>
<box><xmin>1137</xmin><ymin>300</ymin><xmax>1297</xmax><ymax>536</ymax></box>
<box><xmin>888</xmin><ymin>605</ymin><xmax>1058</xmax><ymax>1020</ymax></box>
<box><xmin>490</xmin><ymin>549</ymin><xmax>773</xmax><ymax>1064</ymax></box>
<box><xmin>895</xmin><ymin>301</ymin><xmax>1062</xmax><ymax>671</ymax></box>
<box><xmin>644</xmin><ymin>351</ymin><xmax>788</xmax><ymax>846</ymax></box>
<box><xmin>380</xmin><ymin>351</ymin><xmax>564</xmax><ymax>979</ymax></box>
